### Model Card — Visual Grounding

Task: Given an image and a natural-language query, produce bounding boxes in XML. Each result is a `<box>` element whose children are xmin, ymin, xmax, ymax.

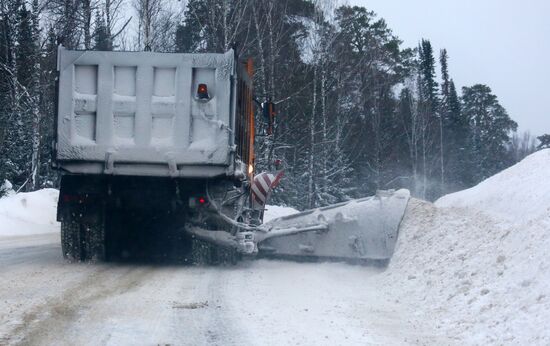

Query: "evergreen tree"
<box><xmin>439</xmin><ymin>50</ymin><xmax>473</xmax><ymax>191</ymax></box>
<box><xmin>419</xmin><ymin>40</ymin><xmax>438</xmax><ymax>111</ymax></box>
<box><xmin>440</xmin><ymin>49</ymin><xmax>450</xmax><ymax>100</ymax></box>
<box><xmin>38</xmin><ymin>26</ymin><xmax>60</xmax><ymax>188</ymax></box>
<box><xmin>335</xmin><ymin>6</ymin><xmax>410</xmax><ymax>199</ymax></box>
<box><xmin>462</xmin><ymin>84</ymin><xmax>517</xmax><ymax>181</ymax></box>
<box><xmin>536</xmin><ymin>134</ymin><xmax>550</xmax><ymax>150</ymax></box>
<box><xmin>446</xmin><ymin>80</ymin><xmax>473</xmax><ymax>189</ymax></box>
<box><xmin>175</xmin><ymin>0</ymin><xmax>207</xmax><ymax>53</ymax></box>
<box><xmin>47</xmin><ymin>0</ymin><xmax>81</xmax><ymax>49</ymax></box>
<box><xmin>94</xmin><ymin>11</ymin><xmax>112</xmax><ymax>51</ymax></box>
<box><xmin>416</xmin><ymin>39</ymin><xmax>441</xmax><ymax>199</ymax></box>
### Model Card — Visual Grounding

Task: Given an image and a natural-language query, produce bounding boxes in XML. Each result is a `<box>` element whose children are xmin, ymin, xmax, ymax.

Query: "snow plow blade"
<box><xmin>257</xmin><ymin>189</ymin><xmax>410</xmax><ymax>264</ymax></box>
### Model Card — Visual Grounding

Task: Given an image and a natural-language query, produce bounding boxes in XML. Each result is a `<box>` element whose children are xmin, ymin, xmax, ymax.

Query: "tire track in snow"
<box><xmin>8</xmin><ymin>265</ymin><xmax>155</xmax><ymax>345</ymax></box>
<box><xmin>0</xmin><ymin>235</ymin><xmax>247</xmax><ymax>346</ymax></box>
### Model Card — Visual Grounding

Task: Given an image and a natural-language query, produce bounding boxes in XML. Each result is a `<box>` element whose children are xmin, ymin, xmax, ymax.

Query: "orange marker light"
<box><xmin>197</xmin><ymin>84</ymin><xmax>209</xmax><ymax>99</ymax></box>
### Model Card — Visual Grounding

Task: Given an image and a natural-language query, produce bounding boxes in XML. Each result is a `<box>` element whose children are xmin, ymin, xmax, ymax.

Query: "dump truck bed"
<box><xmin>55</xmin><ymin>47</ymin><xmax>237</xmax><ymax>177</ymax></box>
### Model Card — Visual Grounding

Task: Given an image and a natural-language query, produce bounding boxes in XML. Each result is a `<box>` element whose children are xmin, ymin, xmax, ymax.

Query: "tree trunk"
<box><xmin>308</xmin><ymin>66</ymin><xmax>317</xmax><ymax>208</ymax></box>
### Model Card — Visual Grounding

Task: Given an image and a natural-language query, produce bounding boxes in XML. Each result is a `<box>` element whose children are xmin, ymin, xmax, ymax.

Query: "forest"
<box><xmin>0</xmin><ymin>0</ymin><xmax>546</xmax><ymax>209</ymax></box>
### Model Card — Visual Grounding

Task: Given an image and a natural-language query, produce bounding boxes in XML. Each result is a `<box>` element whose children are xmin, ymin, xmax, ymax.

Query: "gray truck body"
<box><xmin>55</xmin><ymin>47</ymin><xmax>238</xmax><ymax>178</ymax></box>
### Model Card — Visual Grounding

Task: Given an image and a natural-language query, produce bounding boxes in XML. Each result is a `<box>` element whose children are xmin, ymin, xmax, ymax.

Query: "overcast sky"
<box><xmin>350</xmin><ymin>0</ymin><xmax>550</xmax><ymax>136</ymax></box>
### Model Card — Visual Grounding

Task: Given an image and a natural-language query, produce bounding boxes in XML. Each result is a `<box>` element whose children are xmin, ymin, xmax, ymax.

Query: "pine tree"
<box><xmin>439</xmin><ymin>50</ymin><xmax>472</xmax><ymax>191</ymax></box>
<box><xmin>38</xmin><ymin>27</ymin><xmax>60</xmax><ymax>188</ymax></box>
<box><xmin>0</xmin><ymin>8</ymin><xmax>11</xmax><ymax>187</ymax></box>
<box><xmin>175</xmin><ymin>0</ymin><xmax>208</xmax><ymax>53</ymax></box>
<box><xmin>446</xmin><ymin>80</ymin><xmax>473</xmax><ymax>189</ymax></box>
<box><xmin>48</xmin><ymin>0</ymin><xmax>81</xmax><ymax>49</ymax></box>
<box><xmin>93</xmin><ymin>10</ymin><xmax>112</xmax><ymax>51</ymax></box>
<box><xmin>537</xmin><ymin>134</ymin><xmax>550</xmax><ymax>150</ymax></box>
<box><xmin>419</xmin><ymin>40</ymin><xmax>438</xmax><ymax>111</ymax></box>
<box><xmin>462</xmin><ymin>84</ymin><xmax>517</xmax><ymax>181</ymax></box>
<box><xmin>416</xmin><ymin>39</ymin><xmax>441</xmax><ymax>199</ymax></box>
<box><xmin>440</xmin><ymin>49</ymin><xmax>450</xmax><ymax>100</ymax></box>
<box><xmin>335</xmin><ymin>6</ymin><xmax>410</xmax><ymax>199</ymax></box>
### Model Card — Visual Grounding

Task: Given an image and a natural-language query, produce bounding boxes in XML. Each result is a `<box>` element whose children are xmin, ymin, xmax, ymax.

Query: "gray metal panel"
<box><xmin>260</xmin><ymin>190</ymin><xmax>411</xmax><ymax>261</ymax></box>
<box><xmin>56</xmin><ymin>47</ymin><xmax>236</xmax><ymax>177</ymax></box>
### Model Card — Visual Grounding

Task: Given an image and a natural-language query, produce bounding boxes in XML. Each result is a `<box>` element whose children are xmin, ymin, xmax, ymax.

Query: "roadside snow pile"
<box><xmin>436</xmin><ymin>149</ymin><xmax>550</xmax><ymax>222</ymax></box>
<box><xmin>383</xmin><ymin>149</ymin><xmax>550</xmax><ymax>345</ymax></box>
<box><xmin>0</xmin><ymin>189</ymin><xmax>60</xmax><ymax>237</ymax></box>
<box><xmin>263</xmin><ymin>205</ymin><xmax>299</xmax><ymax>222</ymax></box>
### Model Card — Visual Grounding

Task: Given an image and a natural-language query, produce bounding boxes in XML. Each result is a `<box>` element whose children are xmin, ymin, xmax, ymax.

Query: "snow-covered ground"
<box><xmin>0</xmin><ymin>187</ymin><xmax>59</xmax><ymax>237</ymax></box>
<box><xmin>0</xmin><ymin>149</ymin><xmax>549</xmax><ymax>345</ymax></box>
<box><xmin>383</xmin><ymin>149</ymin><xmax>550</xmax><ymax>344</ymax></box>
<box><xmin>0</xmin><ymin>237</ymin><xmax>446</xmax><ymax>345</ymax></box>
<box><xmin>436</xmin><ymin>149</ymin><xmax>550</xmax><ymax>223</ymax></box>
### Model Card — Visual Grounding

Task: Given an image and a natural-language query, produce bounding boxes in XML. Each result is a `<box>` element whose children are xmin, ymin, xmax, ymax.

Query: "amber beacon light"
<box><xmin>197</xmin><ymin>83</ymin><xmax>209</xmax><ymax>99</ymax></box>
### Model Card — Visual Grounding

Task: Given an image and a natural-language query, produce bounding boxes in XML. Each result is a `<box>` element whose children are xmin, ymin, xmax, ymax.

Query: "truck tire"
<box><xmin>190</xmin><ymin>238</ymin><xmax>213</xmax><ymax>265</ymax></box>
<box><xmin>61</xmin><ymin>216</ymin><xmax>81</xmax><ymax>261</ymax></box>
<box><xmin>213</xmin><ymin>246</ymin><xmax>240</xmax><ymax>265</ymax></box>
<box><xmin>190</xmin><ymin>238</ymin><xmax>240</xmax><ymax>265</ymax></box>
<box><xmin>61</xmin><ymin>206</ymin><xmax>106</xmax><ymax>262</ymax></box>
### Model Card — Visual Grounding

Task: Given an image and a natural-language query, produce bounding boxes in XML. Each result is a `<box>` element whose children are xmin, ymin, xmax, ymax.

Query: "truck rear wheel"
<box><xmin>191</xmin><ymin>238</ymin><xmax>240</xmax><ymax>265</ymax></box>
<box><xmin>61</xmin><ymin>206</ymin><xmax>106</xmax><ymax>262</ymax></box>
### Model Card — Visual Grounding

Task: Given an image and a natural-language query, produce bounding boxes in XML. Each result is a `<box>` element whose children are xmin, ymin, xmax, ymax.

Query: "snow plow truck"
<box><xmin>54</xmin><ymin>46</ymin><xmax>410</xmax><ymax>264</ymax></box>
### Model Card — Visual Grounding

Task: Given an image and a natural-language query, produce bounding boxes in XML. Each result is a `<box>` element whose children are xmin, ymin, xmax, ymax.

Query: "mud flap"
<box><xmin>257</xmin><ymin>189</ymin><xmax>410</xmax><ymax>263</ymax></box>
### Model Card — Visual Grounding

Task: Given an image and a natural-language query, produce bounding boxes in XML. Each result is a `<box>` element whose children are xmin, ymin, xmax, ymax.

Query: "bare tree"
<box><xmin>509</xmin><ymin>131</ymin><xmax>537</xmax><ymax>163</ymax></box>
<box><xmin>186</xmin><ymin>0</ymin><xmax>250</xmax><ymax>53</ymax></box>
<box><xmin>133</xmin><ymin>0</ymin><xmax>177</xmax><ymax>51</ymax></box>
<box><xmin>45</xmin><ymin>0</ymin><xmax>82</xmax><ymax>48</ymax></box>
<box><xmin>80</xmin><ymin>0</ymin><xmax>95</xmax><ymax>49</ymax></box>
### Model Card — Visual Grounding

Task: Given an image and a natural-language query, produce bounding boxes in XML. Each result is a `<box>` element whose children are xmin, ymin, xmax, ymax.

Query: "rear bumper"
<box><xmin>56</xmin><ymin>174</ymin><xmax>212</xmax><ymax>222</ymax></box>
<box><xmin>57</xmin><ymin>161</ymin><xmax>232</xmax><ymax>178</ymax></box>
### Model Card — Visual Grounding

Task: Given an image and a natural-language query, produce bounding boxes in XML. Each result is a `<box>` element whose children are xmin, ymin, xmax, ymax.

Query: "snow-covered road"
<box><xmin>0</xmin><ymin>233</ymin><xmax>450</xmax><ymax>346</ymax></box>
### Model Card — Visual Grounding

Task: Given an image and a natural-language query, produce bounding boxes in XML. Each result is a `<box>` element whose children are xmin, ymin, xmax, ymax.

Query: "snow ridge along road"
<box><xmin>388</xmin><ymin>149</ymin><xmax>550</xmax><ymax>344</ymax></box>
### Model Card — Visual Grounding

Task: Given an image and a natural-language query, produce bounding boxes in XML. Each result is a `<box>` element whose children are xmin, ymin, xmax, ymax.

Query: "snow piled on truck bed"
<box><xmin>0</xmin><ymin>189</ymin><xmax>60</xmax><ymax>237</ymax></box>
<box><xmin>383</xmin><ymin>149</ymin><xmax>550</xmax><ymax>345</ymax></box>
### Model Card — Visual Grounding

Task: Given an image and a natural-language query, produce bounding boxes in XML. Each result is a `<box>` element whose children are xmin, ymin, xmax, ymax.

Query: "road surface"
<box><xmin>0</xmin><ymin>233</ymin><xmax>449</xmax><ymax>346</ymax></box>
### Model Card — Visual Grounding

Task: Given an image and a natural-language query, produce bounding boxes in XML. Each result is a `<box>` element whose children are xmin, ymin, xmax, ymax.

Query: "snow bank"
<box><xmin>0</xmin><ymin>189</ymin><xmax>60</xmax><ymax>237</ymax></box>
<box><xmin>263</xmin><ymin>204</ymin><xmax>299</xmax><ymax>223</ymax></box>
<box><xmin>436</xmin><ymin>149</ymin><xmax>550</xmax><ymax>222</ymax></box>
<box><xmin>383</xmin><ymin>149</ymin><xmax>550</xmax><ymax>344</ymax></box>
